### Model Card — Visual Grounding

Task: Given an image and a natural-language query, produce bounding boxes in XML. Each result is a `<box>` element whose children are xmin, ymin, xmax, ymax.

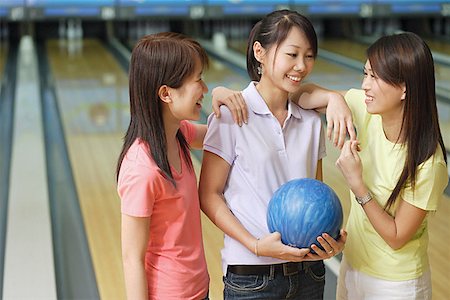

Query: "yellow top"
<box><xmin>343</xmin><ymin>89</ymin><xmax>448</xmax><ymax>280</ymax></box>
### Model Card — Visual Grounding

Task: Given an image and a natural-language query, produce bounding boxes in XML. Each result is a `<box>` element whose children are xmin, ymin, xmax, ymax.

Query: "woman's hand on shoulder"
<box><xmin>211</xmin><ymin>86</ymin><xmax>248</xmax><ymax>126</ymax></box>
<box><xmin>326</xmin><ymin>92</ymin><xmax>356</xmax><ymax>148</ymax></box>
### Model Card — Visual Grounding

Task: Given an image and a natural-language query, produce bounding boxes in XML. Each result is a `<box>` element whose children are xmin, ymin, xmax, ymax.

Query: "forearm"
<box><xmin>352</xmin><ymin>185</ymin><xmax>410</xmax><ymax>250</ymax></box>
<box><xmin>290</xmin><ymin>83</ymin><xmax>332</xmax><ymax>110</ymax></box>
<box><xmin>121</xmin><ymin>215</ymin><xmax>150</xmax><ymax>299</ymax></box>
<box><xmin>122</xmin><ymin>258</ymin><xmax>148</xmax><ymax>300</ymax></box>
<box><xmin>201</xmin><ymin>192</ymin><xmax>257</xmax><ymax>253</ymax></box>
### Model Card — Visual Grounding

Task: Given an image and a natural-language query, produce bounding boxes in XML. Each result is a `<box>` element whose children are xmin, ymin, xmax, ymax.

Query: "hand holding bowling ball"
<box><xmin>267</xmin><ymin>178</ymin><xmax>343</xmax><ymax>250</ymax></box>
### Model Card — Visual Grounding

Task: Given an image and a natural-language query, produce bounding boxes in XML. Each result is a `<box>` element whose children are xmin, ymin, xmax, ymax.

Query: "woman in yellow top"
<box><xmin>298</xmin><ymin>32</ymin><xmax>448</xmax><ymax>299</ymax></box>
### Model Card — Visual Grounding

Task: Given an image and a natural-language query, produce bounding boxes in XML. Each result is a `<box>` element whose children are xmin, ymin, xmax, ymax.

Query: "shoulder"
<box><xmin>419</xmin><ymin>146</ymin><xmax>447</xmax><ymax>176</ymax></box>
<box><xmin>290</xmin><ymin>103</ymin><xmax>322</xmax><ymax>124</ymax></box>
<box><xmin>298</xmin><ymin>107</ymin><xmax>321</xmax><ymax>119</ymax></box>
<box><xmin>207</xmin><ymin>103</ymin><xmax>240</xmax><ymax>127</ymax></box>
<box><xmin>179</xmin><ymin>120</ymin><xmax>197</xmax><ymax>143</ymax></box>
<box><xmin>402</xmin><ymin>146</ymin><xmax>448</xmax><ymax>210</ymax></box>
<box><xmin>344</xmin><ymin>89</ymin><xmax>365</xmax><ymax>109</ymax></box>
<box><xmin>345</xmin><ymin>88</ymin><xmax>365</xmax><ymax>99</ymax></box>
<box><xmin>119</xmin><ymin>140</ymin><xmax>160</xmax><ymax>183</ymax></box>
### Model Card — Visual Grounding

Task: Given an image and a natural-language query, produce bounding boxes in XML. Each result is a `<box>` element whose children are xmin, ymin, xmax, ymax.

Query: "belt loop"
<box><xmin>269</xmin><ymin>265</ymin><xmax>275</xmax><ymax>279</ymax></box>
<box><xmin>283</xmin><ymin>262</ymin><xmax>299</xmax><ymax>276</ymax></box>
<box><xmin>298</xmin><ymin>262</ymin><xmax>305</xmax><ymax>271</ymax></box>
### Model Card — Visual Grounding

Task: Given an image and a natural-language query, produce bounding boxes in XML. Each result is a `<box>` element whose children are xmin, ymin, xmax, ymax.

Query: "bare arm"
<box><xmin>291</xmin><ymin>84</ymin><xmax>355</xmax><ymax>148</ymax></box>
<box><xmin>198</xmin><ymin>151</ymin><xmax>311</xmax><ymax>261</ymax></box>
<box><xmin>290</xmin><ymin>83</ymin><xmax>347</xmax><ymax>111</ymax></box>
<box><xmin>336</xmin><ymin>140</ymin><xmax>427</xmax><ymax>249</ymax></box>
<box><xmin>361</xmin><ymin>193</ymin><xmax>426</xmax><ymax>250</ymax></box>
<box><xmin>121</xmin><ymin>214</ymin><xmax>150</xmax><ymax>300</ymax></box>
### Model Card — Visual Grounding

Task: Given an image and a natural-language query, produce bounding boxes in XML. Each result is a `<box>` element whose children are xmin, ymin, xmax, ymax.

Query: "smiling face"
<box><xmin>256</xmin><ymin>27</ymin><xmax>315</xmax><ymax>96</ymax></box>
<box><xmin>362</xmin><ymin>60</ymin><xmax>406</xmax><ymax>120</ymax></box>
<box><xmin>167</xmin><ymin>58</ymin><xmax>208</xmax><ymax>121</ymax></box>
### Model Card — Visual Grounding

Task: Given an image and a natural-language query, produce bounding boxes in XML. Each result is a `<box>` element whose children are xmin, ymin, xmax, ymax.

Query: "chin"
<box><xmin>191</xmin><ymin>113</ymin><xmax>201</xmax><ymax>121</ymax></box>
<box><xmin>365</xmin><ymin>107</ymin><xmax>377</xmax><ymax>115</ymax></box>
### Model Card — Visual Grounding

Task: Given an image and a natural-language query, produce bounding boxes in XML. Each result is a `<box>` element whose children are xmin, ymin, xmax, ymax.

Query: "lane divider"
<box><xmin>37</xmin><ymin>39</ymin><xmax>99</xmax><ymax>299</ymax></box>
<box><xmin>3</xmin><ymin>36</ymin><xmax>57</xmax><ymax>299</ymax></box>
<box><xmin>0</xmin><ymin>40</ymin><xmax>18</xmax><ymax>298</ymax></box>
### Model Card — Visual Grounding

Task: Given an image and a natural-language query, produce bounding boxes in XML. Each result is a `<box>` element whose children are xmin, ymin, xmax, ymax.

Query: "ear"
<box><xmin>158</xmin><ymin>85</ymin><xmax>172</xmax><ymax>103</ymax></box>
<box><xmin>253</xmin><ymin>41</ymin><xmax>265</xmax><ymax>63</ymax></box>
<box><xmin>400</xmin><ymin>84</ymin><xmax>406</xmax><ymax>101</ymax></box>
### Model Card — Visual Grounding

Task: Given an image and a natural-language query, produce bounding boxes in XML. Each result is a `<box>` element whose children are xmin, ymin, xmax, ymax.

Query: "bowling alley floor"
<box><xmin>2</xmin><ymin>35</ymin><xmax>449</xmax><ymax>300</ymax></box>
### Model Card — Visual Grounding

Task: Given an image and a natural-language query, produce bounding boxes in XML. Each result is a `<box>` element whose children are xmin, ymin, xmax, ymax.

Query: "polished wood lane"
<box><xmin>320</xmin><ymin>38</ymin><xmax>450</xmax><ymax>96</ymax></box>
<box><xmin>0</xmin><ymin>43</ymin><xmax>7</xmax><ymax>80</ymax></box>
<box><xmin>46</xmin><ymin>39</ymin><xmax>128</xmax><ymax>300</ymax></box>
<box><xmin>426</xmin><ymin>39</ymin><xmax>450</xmax><ymax>56</ymax></box>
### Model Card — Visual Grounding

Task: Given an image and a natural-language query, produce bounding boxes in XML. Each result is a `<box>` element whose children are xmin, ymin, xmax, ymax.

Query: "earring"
<box><xmin>257</xmin><ymin>66</ymin><xmax>263</xmax><ymax>75</ymax></box>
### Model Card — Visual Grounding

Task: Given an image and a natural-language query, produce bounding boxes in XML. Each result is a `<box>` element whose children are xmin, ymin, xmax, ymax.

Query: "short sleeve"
<box><xmin>180</xmin><ymin>120</ymin><xmax>197</xmax><ymax>145</ymax></box>
<box><xmin>203</xmin><ymin>106</ymin><xmax>237</xmax><ymax>165</ymax></box>
<box><xmin>117</xmin><ymin>148</ymin><xmax>161</xmax><ymax>217</ymax></box>
<box><xmin>401</xmin><ymin>152</ymin><xmax>448</xmax><ymax>211</ymax></box>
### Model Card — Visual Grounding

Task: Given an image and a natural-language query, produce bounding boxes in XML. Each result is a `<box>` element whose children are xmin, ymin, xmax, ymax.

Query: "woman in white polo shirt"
<box><xmin>199</xmin><ymin>9</ymin><xmax>347</xmax><ymax>300</ymax></box>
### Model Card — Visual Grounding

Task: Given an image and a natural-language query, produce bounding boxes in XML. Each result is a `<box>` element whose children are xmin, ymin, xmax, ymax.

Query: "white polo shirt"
<box><xmin>204</xmin><ymin>82</ymin><xmax>326</xmax><ymax>273</ymax></box>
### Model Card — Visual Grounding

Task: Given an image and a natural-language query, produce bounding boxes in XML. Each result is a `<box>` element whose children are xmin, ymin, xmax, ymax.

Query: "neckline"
<box><xmin>170</xmin><ymin>142</ymin><xmax>183</xmax><ymax>177</ymax></box>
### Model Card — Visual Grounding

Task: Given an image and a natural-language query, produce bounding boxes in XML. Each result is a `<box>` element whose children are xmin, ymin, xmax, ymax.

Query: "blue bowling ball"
<box><xmin>267</xmin><ymin>178</ymin><xmax>343</xmax><ymax>249</ymax></box>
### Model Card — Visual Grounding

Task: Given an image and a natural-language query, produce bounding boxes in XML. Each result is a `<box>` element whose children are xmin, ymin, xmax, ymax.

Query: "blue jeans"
<box><xmin>223</xmin><ymin>261</ymin><xmax>325</xmax><ymax>300</ymax></box>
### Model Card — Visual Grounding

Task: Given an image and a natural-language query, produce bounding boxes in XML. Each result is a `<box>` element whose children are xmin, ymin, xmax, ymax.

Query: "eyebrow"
<box><xmin>286</xmin><ymin>45</ymin><xmax>312</xmax><ymax>50</ymax></box>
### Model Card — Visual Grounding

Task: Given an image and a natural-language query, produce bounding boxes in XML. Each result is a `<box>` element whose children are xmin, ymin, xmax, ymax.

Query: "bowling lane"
<box><xmin>45</xmin><ymin>39</ymin><xmax>128</xmax><ymax>300</ymax></box>
<box><xmin>426</xmin><ymin>38</ymin><xmax>450</xmax><ymax>56</ymax></box>
<box><xmin>437</xmin><ymin>101</ymin><xmax>450</xmax><ymax>152</ymax></box>
<box><xmin>320</xmin><ymin>38</ymin><xmax>450</xmax><ymax>96</ymax></box>
<box><xmin>0</xmin><ymin>43</ymin><xmax>7</xmax><ymax>80</ymax></box>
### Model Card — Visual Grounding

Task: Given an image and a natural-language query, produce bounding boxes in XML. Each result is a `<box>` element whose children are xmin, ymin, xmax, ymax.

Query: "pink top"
<box><xmin>118</xmin><ymin>121</ymin><xmax>209</xmax><ymax>300</ymax></box>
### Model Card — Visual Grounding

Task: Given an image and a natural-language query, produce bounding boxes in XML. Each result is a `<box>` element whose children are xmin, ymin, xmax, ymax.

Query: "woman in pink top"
<box><xmin>116</xmin><ymin>32</ymin><xmax>246</xmax><ymax>300</ymax></box>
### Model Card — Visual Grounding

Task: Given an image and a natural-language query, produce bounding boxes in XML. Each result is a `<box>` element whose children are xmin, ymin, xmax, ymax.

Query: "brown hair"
<box><xmin>367</xmin><ymin>32</ymin><xmax>446</xmax><ymax>210</ymax></box>
<box><xmin>116</xmin><ymin>32</ymin><xmax>208</xmax><ymax>185</ymax></box>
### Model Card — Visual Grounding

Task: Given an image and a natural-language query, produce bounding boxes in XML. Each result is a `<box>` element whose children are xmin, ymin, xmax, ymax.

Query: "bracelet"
<box><xmin>254</xmin><ymin>238</ymin><xmax>260</xmax><ymax>257</ymax></box>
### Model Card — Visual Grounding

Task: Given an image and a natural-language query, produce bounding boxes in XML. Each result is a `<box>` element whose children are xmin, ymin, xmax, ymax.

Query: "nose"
<box><xmin>361</xmin><ymin>76</ymin><xmax>370</xmax><ymax>90</ymax></box>
<box><xmin>202</xmin><ymin>80</ymin><xmax>208</xmax><ymax>93</ymax></box>
<box><xmin>293</xmin><ymin>60</ymin><xmax>305</xmax><ymax>72</ymax></box>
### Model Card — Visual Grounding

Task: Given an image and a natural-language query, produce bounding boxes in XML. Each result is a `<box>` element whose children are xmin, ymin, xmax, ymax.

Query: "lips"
<box><xmin>286</xmin><ymin>74</ymin><xmax>302</xmax><ymax>82</ymax></box>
